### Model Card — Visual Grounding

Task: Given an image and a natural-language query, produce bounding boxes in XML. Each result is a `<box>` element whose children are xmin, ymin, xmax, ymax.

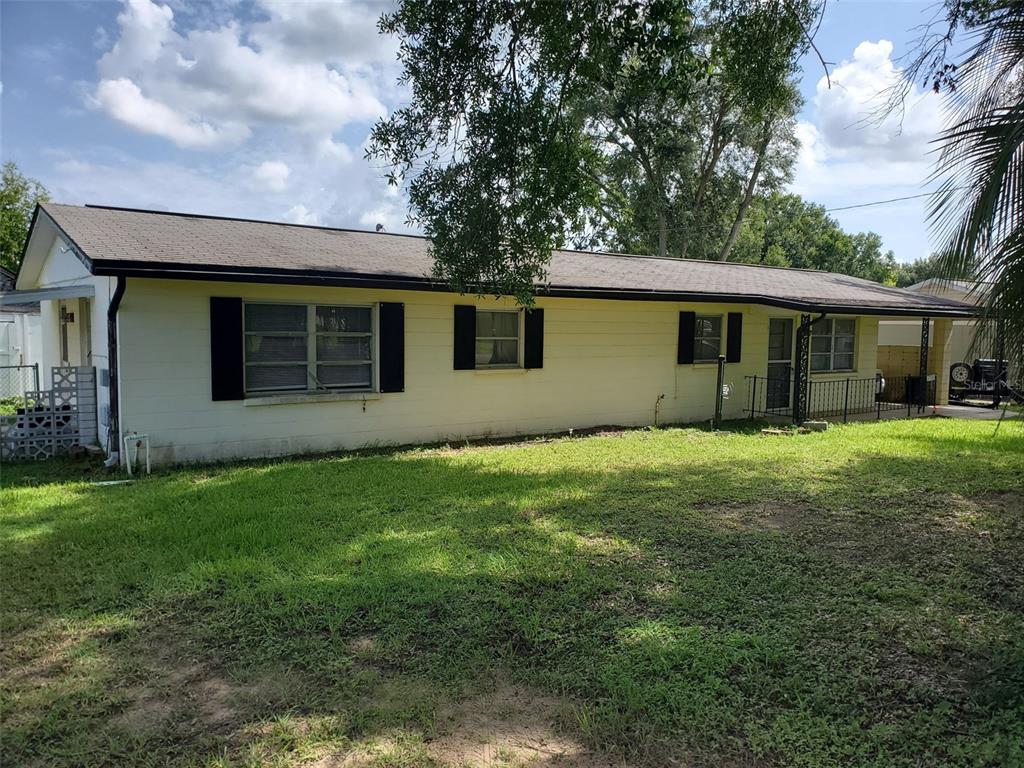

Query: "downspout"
<box><xmin>104</xmin><ymin>276</ymin><xmax>126</xmax><ymax>467</ymax></box>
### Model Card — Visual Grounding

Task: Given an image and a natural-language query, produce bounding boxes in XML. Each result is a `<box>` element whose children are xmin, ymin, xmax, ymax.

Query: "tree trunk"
<box><xmin>718</xmin><ymin>123</ymin><xmax>772</xmax><ymax>262</ymax></box>
<box><xmin>658</xmin><ymin>208</ymin><xmax>667</xmax><ymax>258</ymax></box>
<box><xmin>683</xmin><ymin>95</ymin><xmax>731</xmax><ymax>260</ymax></box>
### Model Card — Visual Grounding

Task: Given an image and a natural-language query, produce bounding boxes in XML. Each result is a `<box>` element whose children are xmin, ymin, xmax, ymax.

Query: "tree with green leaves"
<box><xmin>728</xmin><ymin>192</ymin><xmax>898</xmax><ymax>283</ymax></box>
<box><xmin>369</xmin><ymin>0</ymin><xmax>820</xmax><ymax>301</ymax></box>
<box><xmin>573</xmin><ymin>3</ymin><xmax>806</xmax><ymax>262</ymax></box>
<box><xmin>893</xmin><ymin>254</ymin><xmax>951</xmax><ymax>288</ymax></box>
<box><xmin>893</xmin><ymin>0</ymin><xmax>1024</xmax><ymax>366</ymax></box>
<box><xmin>0</xmin><ymin>162</ymin><xmax>49</xmax><ymax>274</ymax></box>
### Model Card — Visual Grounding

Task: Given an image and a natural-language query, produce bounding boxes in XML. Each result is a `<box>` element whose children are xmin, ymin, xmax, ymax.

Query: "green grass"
<box><xmin>2</xmin><ymin>418</ymin><xmax>1023</xmax><ymax>767</ymax></box>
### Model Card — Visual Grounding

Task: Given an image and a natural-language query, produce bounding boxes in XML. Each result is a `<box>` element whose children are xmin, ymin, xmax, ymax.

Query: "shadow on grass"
<box><xmin>2</xmin><ymin>425</ymin><xmax>1023</xmax><ymax>767</ymax></box>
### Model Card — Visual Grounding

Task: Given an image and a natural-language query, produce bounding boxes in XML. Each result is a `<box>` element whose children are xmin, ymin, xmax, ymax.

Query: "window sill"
<box><xmin>244</xmin><ymin>391</ymin><xmax>381</xmax><ymax>407</ymax></box>
<box><xmin>474</xmin><ymin>367</ymin><xmax>529</xmax><ymax>375</ymax></box>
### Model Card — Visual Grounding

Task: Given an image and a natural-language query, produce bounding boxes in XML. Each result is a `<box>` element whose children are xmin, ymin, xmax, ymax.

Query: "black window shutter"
<box><xmin>379</xmin><ymin>302</ymin><xmax>405</xmax><ymax>392</ymax></box>
<box><xmin>210</xmin><ymin>297</ymin><xmax>244</xmax><ymax>401</ymax></box>
<box><xmin>726</xmin><ymin>312</ymin><xmax>743</xmax><ymax>363</ymax></box>
<box><xmin>453</xmin><ymin>305</ymin><xmax>476</xmax><ymax>370</ymax></box>
<box><xmin>524</xmin><ymin>308</ymin><xmax>544</xmax><ymax>369</ymax></box>
<box><xmin>678</xmin><ymin>311</ymin><xmax>696</xmax><ymax>364</ymax></box>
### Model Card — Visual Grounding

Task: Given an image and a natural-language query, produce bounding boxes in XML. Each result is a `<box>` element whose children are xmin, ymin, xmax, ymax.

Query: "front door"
<box><xmin>766</xmin><ymin>318</ymin><xmax>794</xmax><ymax>410</ymax></box>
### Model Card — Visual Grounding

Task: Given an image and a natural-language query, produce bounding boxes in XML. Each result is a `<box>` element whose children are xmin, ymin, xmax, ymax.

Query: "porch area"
<box><xmin>746</xmin><ymin>314</ymin><xmax>957</xmax><ymax>425</ymax></box>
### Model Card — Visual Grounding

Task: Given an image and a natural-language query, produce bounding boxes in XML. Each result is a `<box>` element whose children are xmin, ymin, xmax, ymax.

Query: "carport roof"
<box><xmin>27</xmin><ymin>203</ymin><xmax>976</xmax><ymax>317</ymax></box>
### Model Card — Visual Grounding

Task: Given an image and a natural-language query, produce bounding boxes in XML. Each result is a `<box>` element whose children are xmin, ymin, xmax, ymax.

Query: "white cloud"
<box><xmin>793</xmin><ymin>39</ymin><xmax>943</xmax><ymax>199</ymax></box>
<box><xmin>93</xmin><ymin>77</ymin><xmax>250</xmax><ymax>147</ymax></box>
<box><xmin>249</xmin><ymin>1</ymin><xmax>398</xmax><ymax>67</ymax></box>
<box><xmin>43</xmin><ymin>1</ymin><xmax>415</xmax><ymax>242</ymax></box>
<box><xmin>316</xmin><ymin>137</ymin><xmax>355</xmax><ymax>164</ymax></box>
<box><xmin>43</xmin><ymin>143</ymin><xmax>419</xmax><ymax>237</ymax></box>
<box><xmin>358</xmin><ymin>201</ymin><xmax>407</xmax><ymax>233</ymax></box>
<box><xmin>253</xmin><ymin>160</ymin><xmax>290</xmax><ymax>191</ymax></box>
<box><xmin>791</xmin><ymin>39</ymin><xmax>947</xmax><ymax>260</ymax></box>
<box><xmin>285</xmin><ymin>204</ymin><xmax>321</xmax><ymax>226</ymax></box>
<box><xmin>92</xmin><ymin>0</ymin><xmax>390</xmax><ymax>149</ymax></box>
<box><xmin>812</xmin><ymin>40</ymin><xmax>942</xmax><ymax>163</ymax></box>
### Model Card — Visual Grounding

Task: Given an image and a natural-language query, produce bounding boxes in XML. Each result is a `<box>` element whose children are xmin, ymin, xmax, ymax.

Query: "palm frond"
<box><xmin>928</xmin><ymin>0</ymin><xmax>1024</xmax><ymax>366</ymax></box>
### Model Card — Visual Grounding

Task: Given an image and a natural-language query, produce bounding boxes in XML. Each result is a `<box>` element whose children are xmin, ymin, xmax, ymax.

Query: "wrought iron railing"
<box><xmin>746</xmin><ymin>373</ymin><xmax>937</xmax><ymax>423</ymax></box>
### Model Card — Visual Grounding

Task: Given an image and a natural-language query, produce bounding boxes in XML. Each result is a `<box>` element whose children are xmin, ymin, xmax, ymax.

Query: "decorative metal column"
<box><xmin>918</xmin><ymin>316</ymin><xmax>930</xmax><ymax>412</ymax></box>
<box><xmin>794</xmin><ymin>314</ymin><xmax>812</xmax><ymax>424</ymax></box>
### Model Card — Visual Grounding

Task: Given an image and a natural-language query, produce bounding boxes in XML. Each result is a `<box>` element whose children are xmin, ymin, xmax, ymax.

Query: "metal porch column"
<box><xmin>794</xmin><ymin>314</ymin><xmax>812</xmax><ymax>424</ymax></box>
<box><xmin>919</xmin><ymin>316</ymin><xmax>930</xmax><ymax>412</ymax></box>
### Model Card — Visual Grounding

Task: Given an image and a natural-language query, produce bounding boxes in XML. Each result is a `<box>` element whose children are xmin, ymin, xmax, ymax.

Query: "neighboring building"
<box><xmin>6</xmin><ymin>203</ymin><xmax>976</xmax><ymax>465</ymax></box>
<box><xmin>0</xmin><ymin>266</ymin><xmax>42</xmax><ymax>396</ymax></box>
<box><xmin>877</xmin><ymin>278</ymin><xmax>1010</xmax><ymax>399</ymax></box>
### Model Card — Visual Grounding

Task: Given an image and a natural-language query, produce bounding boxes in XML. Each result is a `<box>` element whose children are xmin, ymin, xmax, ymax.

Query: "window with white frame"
<box><xmin>243</xmin><ymin>303</ymin><xmax>374</xmax><ymax>394</ymax></box>
<box><xmin>811</xmin><ymin>317</ymin><xmax>856</xmax><ymax>372</ymax></box>
<box><xmin>475</xmin><ymin>310</ymin><xmax>520</xmax><ymax>368</ymax></box>
<box><xmin>694</xmin><ymin>315</ymin><xmax>723</xmax><ymax>362</ymax></box>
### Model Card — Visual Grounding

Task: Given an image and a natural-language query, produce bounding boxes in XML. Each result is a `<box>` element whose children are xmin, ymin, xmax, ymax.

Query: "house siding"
<box><xmin>116</xmin><ymin>278</ymin><xmax>881</xmax><ymax>464</ymax></box>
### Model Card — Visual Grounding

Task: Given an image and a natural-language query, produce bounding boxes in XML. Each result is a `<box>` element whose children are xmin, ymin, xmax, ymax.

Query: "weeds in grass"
<box><xmin>1</xmin><ymin>419</ymin><xmax>1022</xmax><ymax>767</ymax></box>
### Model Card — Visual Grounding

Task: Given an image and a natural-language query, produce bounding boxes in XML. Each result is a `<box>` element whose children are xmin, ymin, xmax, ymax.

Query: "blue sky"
<box><xmin>1</xmin><ymin>0</ymin><xmax>949</xmax><ymax>262</ymax></box>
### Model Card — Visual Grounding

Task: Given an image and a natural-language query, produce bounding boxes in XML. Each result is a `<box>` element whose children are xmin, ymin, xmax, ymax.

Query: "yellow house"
<box><xmin>6</xmin><ymin>203</ymin><xmax>976</xmax><ymax>465</ymax></box>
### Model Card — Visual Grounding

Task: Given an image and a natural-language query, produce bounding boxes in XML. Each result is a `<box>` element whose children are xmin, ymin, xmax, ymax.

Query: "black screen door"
<box><xmin>767</xmin><ymin>318</ymin><xmax>794</xmax><ymax>410</ymax></box>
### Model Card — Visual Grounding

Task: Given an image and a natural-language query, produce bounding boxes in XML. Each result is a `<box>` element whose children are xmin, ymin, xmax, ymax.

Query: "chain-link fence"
<box><xmin>0</xmin><ymin>364</ymin><xmax>40</xmax><ymax>402</ymax></box>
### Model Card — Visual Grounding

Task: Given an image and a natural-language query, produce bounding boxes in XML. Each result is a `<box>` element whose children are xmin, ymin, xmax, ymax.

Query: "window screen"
<box><xmin>475</xmin><ymin>310</ymin><xmax>520</xmax><ymax>367</ymax></box>
<box><xmin>244</xmin><ymin>303</ymin><xmax>374</xmax><ymax>393</ymax></box>
<box><xmin>694</xmin><ymin>315</ymin><xmax>723</xmax><ymax>362</ymax></box>
<box><xmin>244</xmin><ymin>304</ymin><xmax>308</xmax><ymax>392</ymax></box>
<box><xmin>811</xmin><ymin>318</ymin><xmax>856</xmax><ymax>372</ymax></box>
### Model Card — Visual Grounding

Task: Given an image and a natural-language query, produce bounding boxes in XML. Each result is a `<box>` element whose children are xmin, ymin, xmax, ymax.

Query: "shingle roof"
<box><xmin>39</xmin><ymin>203</ymin><xmax>974</xmax><ymax>316</ymax></box>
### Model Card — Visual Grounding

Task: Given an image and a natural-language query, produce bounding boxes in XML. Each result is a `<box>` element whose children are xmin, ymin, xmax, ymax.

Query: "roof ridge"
<box><xmin>51</xmin><ymin>202</ymin><xmax>431</xmax><ymax>242</ymax></box>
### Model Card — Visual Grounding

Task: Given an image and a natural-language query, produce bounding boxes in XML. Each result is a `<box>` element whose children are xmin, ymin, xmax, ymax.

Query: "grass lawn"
<box><xmin>2</xmin><ymin>418</ymin><xmax>1023</xmax><ymax>768</ymax></box>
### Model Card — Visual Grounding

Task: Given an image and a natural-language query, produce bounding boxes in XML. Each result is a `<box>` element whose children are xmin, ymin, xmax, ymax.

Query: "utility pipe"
<box><xmin>103</xmin><ymin>276</ymin><xmax>126</xmax><ymax>468</ymax></box>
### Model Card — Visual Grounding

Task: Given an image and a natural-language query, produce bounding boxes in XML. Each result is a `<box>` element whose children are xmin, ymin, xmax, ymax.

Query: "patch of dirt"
<box><xmin>114</xmin><ymin>689</ymin><xmax>177</xmax><ymax>732</ymax></box>
<box><xmin>940</xmin><ymin>491</ymin><xmax>1023</xmax><ymax>533</ymax></box>
<box><xmin>3</xmin><ymin>626</ymin><xmax>85</xmax><ymax>688</ymax></box>
<box><xmin>113</xmin><ymin>662</ymin><xmax>243</xmax><ymax>733</ymax></box>
<box><xmin>426</xmin><ymin>682</ymin><xmax>619</xmax><ymax>768</ymax></box>
<box><xmin>575</xmin><ymin>533</ymin><xmax>643</xmax><ymax>562</ymax></box>
<box><xmin>315</xmin><ymin>680</ymin><xmax>628</xmax><ymax>768</ymax></box>
<box><xmin>692</xmin><ymin>500</ymin><xmax>808</xmax><ymax>533</ymax></box>
<box><xmin>349</xmin><ymin>634</ymin><xmax>377</xmax><ymax>654</ymax></box>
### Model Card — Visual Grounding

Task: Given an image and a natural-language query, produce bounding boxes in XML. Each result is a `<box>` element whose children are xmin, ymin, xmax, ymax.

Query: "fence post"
<box><xmin>714</xmin><ymin>355</ymin><xmax>726</xmax><ymax>427</ymax></box>
<box><xmin>32</xmin><ymin>362</ymin><xmax>39</xmax><ymax>392</ymax></box>
<box><xmin>876</xmin><ymin>374</ymin><xmax>882</xmax><ymax>420</ymax></box>
<box><xmin>749</xmin><ymin>376</ymin><xmax>757</xmax><ymax>419</ymax></box>
<box><xmin>843</xmin><ymin>378</ymin><xmax>850</xmax><ymax>423</ymax></box>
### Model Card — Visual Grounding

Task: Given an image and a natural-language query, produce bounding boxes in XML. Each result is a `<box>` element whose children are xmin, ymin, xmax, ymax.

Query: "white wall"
<box><xmin>33</xmin><ymin>238</ymin><xmax>115</xmax><ymax>449</ymax></box>
<box><xmin>0</xmin><ymin>311</ymin><xmax>41</xmax><ymax>368</ymax></box>
<box><xmin>117</xmin><ymin>278</ymin><xmax>882</xmax><ymax>464</ymax></box>
<box><xmin>878</xmin><ymin>318</ymin><xmax>990</xmax><ymax>366</ymax></box>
